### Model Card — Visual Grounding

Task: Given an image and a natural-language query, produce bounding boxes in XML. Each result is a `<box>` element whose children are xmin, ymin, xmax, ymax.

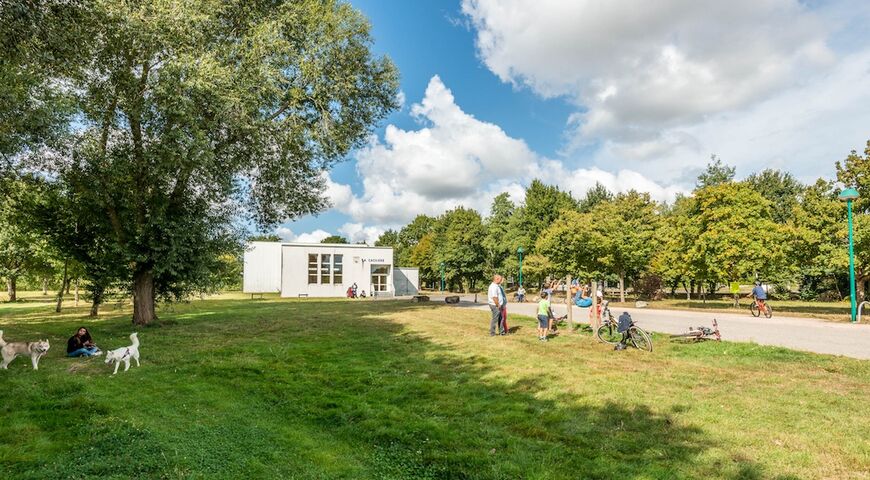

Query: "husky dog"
<box><xmin>0</xmin><ymin>331</ymin><xmax>50</xmax><ymax>370</ymax></box>
<box><xmin>105</xmin><ymin>333</ymin><xmax>140</xmax><ymax>375</ymax></box>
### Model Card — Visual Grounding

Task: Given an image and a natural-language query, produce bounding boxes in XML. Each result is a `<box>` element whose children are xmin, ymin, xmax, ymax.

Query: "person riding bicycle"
<box><xmin>748</xmin><ymin>281</ymin><xmax>767</xmax><ymax>310</ymax></box>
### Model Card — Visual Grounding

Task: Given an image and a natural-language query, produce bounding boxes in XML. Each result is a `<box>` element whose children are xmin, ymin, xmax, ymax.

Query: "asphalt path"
<box><xmin>438</xmin><ymin>296</ymin><xmax>870</xmax><ymax>359</ymax></box>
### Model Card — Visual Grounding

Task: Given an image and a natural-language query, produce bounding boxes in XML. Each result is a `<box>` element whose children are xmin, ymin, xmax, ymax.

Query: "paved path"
<box><xmin>448</xmin><ymin>297</ymin><xmax>870</xmax><ymax>359</ymax></box>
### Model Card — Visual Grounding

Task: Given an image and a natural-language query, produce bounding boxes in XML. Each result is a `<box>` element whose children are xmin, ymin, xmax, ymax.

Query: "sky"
<box><xmin>275</xmin><ymin>0</ymin><xmax>870</xmax><ymax>245</ymax></box>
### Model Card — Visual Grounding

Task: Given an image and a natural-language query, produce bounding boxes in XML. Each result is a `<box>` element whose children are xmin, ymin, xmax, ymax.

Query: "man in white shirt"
<box><xmin>488</xmin><ymin>274</ymin><xmax>506</xmax><ymax>336</ymax></box>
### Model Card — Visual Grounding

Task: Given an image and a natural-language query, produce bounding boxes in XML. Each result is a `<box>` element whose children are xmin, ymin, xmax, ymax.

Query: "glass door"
<box><xmin>371</xmin><ymin>265</ymin><xmax>390</xmax><ymax>293</ymax></box>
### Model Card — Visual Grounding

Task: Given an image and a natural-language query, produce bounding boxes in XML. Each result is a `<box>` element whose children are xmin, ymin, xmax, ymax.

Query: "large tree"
<box><xmin>482</xmin><ymin>193</ymin><xmax>516</xmax><ymax>277</ymax></box>
<box><xmin>12</xmin><ymin>0</ymin><xmax>398</xmax><ymax>324</ymax></box>
<box><xmin>433</xmin><ymin>207</ymin><xmax>486</xmax><ymax>292</ymax></box>
<box><xmin>746</xmin><ymin>169</ymin><xmax>805</xmax><ymax>224</ymax></box>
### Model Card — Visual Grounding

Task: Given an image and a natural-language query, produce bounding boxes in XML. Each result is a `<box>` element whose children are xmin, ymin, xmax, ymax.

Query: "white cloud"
<box><xmin>462</xmin><ymin>0</ymin><xmax>834</xmax><ymax>141</ymax></box>
<box><xmin>325</xmin><ymin>76</ymin><xmax>683</xmax><ymax>231</ymax></box>
<box><xmin>274</xmin><ymin>227</ymin><xmax>332</xmax><ymax>244</ymax></box>
<box><xmin>338</xmin><ymin>223</ymin><xmax>384</xmax><ymax>245</ymax></box>
<box><xmin>461</xmin><ymin>0</ymin><xmax>870</xmax><ymax>184</ymax></box>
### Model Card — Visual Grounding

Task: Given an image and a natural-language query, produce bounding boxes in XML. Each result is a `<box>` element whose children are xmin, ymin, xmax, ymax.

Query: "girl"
<box><xmin>67</xmin><ymin>327</ymin><xmax>101</xmax><ymax>357</ymax></box>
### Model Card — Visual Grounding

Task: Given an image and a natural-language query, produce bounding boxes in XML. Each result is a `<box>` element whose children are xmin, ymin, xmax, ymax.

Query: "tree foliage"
<box><xmin>10</xmin><ymin>0</ymin><xmax>399</xmax><ymax>323</ymax></box>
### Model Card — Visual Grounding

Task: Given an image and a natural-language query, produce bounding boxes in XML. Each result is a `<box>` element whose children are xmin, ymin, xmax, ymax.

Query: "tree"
<box><xmin>408</xmin><ymin>233</ymin><xmax>437</xmax><ymax>288</ymax></box>
<box><xmin>746</xmin><ymin>169</ymin><xmax>805</xmax><ymax>224</ymax></box>
<box><xmin>651</xmin><ymin>195</ymin><xmax>700</xmax><ymax>299</ymax></box>
<box><xmin>321</xmin><ymin>235</ymin><xmax>349</xmax><ymax>244</ymax></box>
<box><xmin>578</xmin><ymin>182</ymin><xmax>613</xmax><ymax>213</ymax></box>
<box><xmin>696</xmin><ymin>154</ymin><xmax>736</xmax><ymax>190</ymax></box>
<box><xmin>520</xmin><ymin>180</ymin><xmax>578</xmax><ymax>248</ymax></box>
<box><xmin>482</xmin><ymin>193</ymin><xmax>516</xmax><ymax>277</ymax></box>
<box><xmin>836</xmin><ymin>140</ymin><xmax>870</xmax><ymax>212</ymax></box>
<box><xmin>790</xmin><ymin>179</ymin><xmax>847</xmax><ymax>298</ymax></box>
<box><xmin>0</xmin><ymin>177</ymin><xmax>55</xmax><ymax>301</ymax></box>
<box><xmin>691</xmin><ymin>182</ymin><xmax>787</xmax><ymax>287</ymax></box>
<box><xmin>249</xmin><ymin>234</ymin><xmax>281</xmax><ymax>242</ymax></box>
<box><xmin>433</xmin><ymin>207</ymin><xmax>486</xmax><ymax>292</ymax></box>
<box><xmin>15</xmin><ymin>1</ymin><xmax>399</xmax><ymax>324</ymax></box>
<box><xmin>589</xmin><ymin>191</ymin><xmax>662</xmax><ymax>302</ymax></box>
<box><xmin>537</xmin><ymin>191</ymin><xmax>661</xmax><ymax>301</ymax></box>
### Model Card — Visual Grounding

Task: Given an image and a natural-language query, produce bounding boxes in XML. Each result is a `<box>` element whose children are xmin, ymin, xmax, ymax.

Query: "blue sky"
<box><xmin>276</xmin><ymin>0</ymin><xmax>870</xmax><ymax>244</ymax></box>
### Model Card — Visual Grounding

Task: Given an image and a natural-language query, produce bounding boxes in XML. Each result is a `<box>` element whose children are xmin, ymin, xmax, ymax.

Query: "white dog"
<box><xmin>105</xmin><ymin>333</ymin><xmax>140</xmax><ymax>375</ymax></box>
<box><xmin>0</xmin><ymin>330</ymin><xmax>50</xmax><ymax>370</ymax></box>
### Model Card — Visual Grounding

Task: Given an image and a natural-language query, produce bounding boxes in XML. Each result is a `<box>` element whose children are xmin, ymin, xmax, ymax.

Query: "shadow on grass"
<box><xmin>0</xmin><ymin>298</ymin><xmax>779</xmax><ymax>479</ymax></box>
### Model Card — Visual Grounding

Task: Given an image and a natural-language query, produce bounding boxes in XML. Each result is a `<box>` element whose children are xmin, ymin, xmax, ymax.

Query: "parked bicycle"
<box><xmin>670</xmin><ymin>319</ymin><xmax>721</xmax><ymax>342</ymax></box>
<box><xmin>595</xmin><ymin>302</ymin><xmax>653</xmax><ymax>352</ymax></box>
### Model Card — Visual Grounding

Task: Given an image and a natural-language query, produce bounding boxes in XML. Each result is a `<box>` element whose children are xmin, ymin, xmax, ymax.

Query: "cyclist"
<box><xmin>747</xmin><ymin>280</ymin><xmax>768</xmax><ymax>312</ymax></box>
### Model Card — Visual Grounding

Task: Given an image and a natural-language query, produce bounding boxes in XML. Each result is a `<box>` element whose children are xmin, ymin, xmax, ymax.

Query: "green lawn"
<box><xmin>1</xmin><ymin>293</ymin><xmax>868</xmax><ymax>479</ymax></box>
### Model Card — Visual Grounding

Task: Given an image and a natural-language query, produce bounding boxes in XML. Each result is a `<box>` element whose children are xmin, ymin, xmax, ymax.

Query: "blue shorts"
<box><xmin>537</xmin><ymin>315</ymin><xmax>549</xmax><ymax>328</ymax></box>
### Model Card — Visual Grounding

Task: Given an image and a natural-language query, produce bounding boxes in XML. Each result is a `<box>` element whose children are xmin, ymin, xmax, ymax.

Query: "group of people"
<box><xmin>489</xmin><ymin>274</ymin><xmax>609</xmax><ymax>341</ymax></box>
<box><xmin>345</xmin><ymin>283</ymin><xmax>367</xmax><ymax>299</ymax></box>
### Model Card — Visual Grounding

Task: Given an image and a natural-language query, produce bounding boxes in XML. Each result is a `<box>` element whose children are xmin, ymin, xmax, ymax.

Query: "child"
<box><xmin>517</xmin><ymin>285</ymin><xmax>526</xmax><ymax>303</ymax></box>
<box><xmin>537</xmin><ymin>292</ymin><xmax>553</xmax><ymax>342</ymax></box>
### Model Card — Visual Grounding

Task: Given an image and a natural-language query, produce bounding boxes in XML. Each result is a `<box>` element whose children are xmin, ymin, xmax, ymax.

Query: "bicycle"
<box><xmin>749</xmin><ymin>299</ymin><xmax>772</xmax><ymax>318</ymax></box>
<box><xmin>595</xmin><ymin>302</ymin><xmax>653</xmax><ymax>352</ymax></box>
<box><xmin>670</xmin><ymin>319</ymin><xmax>721</xmax><ymax>342</ymax></box>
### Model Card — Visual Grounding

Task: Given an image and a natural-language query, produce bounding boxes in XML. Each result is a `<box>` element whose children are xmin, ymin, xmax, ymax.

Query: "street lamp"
<box><xmin>839</xmin><ymin>187</ymin><xmax>860</xmax><ymax>323</ymax></box>
<box><xmin>440</xmin><ymin>261</ymin><xmax>445</xmax><ymax>292</ymax></box>
<box><xmin>517</xmin><ymin>246</ymin><xmax>525</xmax><ymax>288</ymax></box>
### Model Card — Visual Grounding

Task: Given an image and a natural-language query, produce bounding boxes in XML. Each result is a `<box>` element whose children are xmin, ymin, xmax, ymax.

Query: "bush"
<box><xmin>634</xmin><ymin>273</ymin><xmax>663</xmax><ymax>300</ymax></box>
<box><xmin>817</xmin><ymin>290</ymin><xmax>841</xmax><ymax>302</ymax></box>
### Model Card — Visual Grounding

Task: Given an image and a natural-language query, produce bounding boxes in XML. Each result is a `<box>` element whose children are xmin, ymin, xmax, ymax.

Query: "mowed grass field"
<box><xmin>0</xmin><ymin>293</ymin><xmax>868</xmax><ymax>479</ymax></box>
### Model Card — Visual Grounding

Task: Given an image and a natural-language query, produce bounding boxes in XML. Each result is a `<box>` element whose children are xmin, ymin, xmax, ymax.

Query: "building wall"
<box><xmin>394</xmin><ymin>268</ymin><xmax>420</xmax><ymax>296</ymax></box>
<box><xmin>280</xmin><ymin>244</ymin><xmax>394</xmax><ymax>298</ymax></box>
<box><xmin>242</xmin><ymin>242</ymin><xmax>283</xmax><ymax>293</ymax></box>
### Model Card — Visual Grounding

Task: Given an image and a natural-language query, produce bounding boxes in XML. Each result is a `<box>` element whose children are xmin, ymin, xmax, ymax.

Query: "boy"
<box><xmin>537</xmin><ymin>292</ymin><xmax>554</xmax><ymax>342</ymax></box>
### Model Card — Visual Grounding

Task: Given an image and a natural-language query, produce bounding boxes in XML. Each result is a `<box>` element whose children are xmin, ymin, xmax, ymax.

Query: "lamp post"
<box><xmin>517</xmin><ymin>246</ymin><xmax>524</xmax><ymax>288</ymax></box>
<box><xmin>440</xmin><ymin>261</ymin><xmax>445</xmax><ymax>292</ymax></box>
<box><xmin>839</xmin><ymin>188</ymin><xmax>860</xmax><ymax>323</ymax></box>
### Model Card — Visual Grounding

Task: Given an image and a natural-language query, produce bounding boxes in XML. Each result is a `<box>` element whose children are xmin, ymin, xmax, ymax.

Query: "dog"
<box><xmin>0</xmin><ymin>330</ymin><xmax>50</xmax><ymax>370</ymax></box>
<box><xmin>105</xmin><ymin>332</ymin><xmax>140</xmax><ymax>375</ymax></box>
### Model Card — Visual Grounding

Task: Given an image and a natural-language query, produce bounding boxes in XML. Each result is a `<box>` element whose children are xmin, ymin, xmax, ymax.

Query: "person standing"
<box><xmin>488</xmin><ymin>274</ymin><xmax>506</xmax><ymax>336</ymax></box>
<box><xmin>517</xmin><ymin>285</ymin><xmax>526</xmax><ymax>303</ymax></box>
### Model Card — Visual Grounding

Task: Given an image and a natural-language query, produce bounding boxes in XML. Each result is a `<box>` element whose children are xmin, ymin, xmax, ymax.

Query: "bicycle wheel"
<box><xmin>749</xmin><ymin>303</ymin><xmax>760</xmax><ymax>317</ymax></box>
<box><xmin>629</xmin><ymin>327</ymin><xmax>653</xmax><ymax>352</ymax></box>
<box><xmin>764</xmin><ymin>304</ymin><xmax>772</xmax><ymax>318</ymax></box>
<box><xmin>670</xmin><ymin>332</ymin><xmax>701</xmax><ymax>340</ymax></box>
<box><xmin>596</xmin><ymin>323</ymin><xmax>622</xmax><ymax>345</ymax></box>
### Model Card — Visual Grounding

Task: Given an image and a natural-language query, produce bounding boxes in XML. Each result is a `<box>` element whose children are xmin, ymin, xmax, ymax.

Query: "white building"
<box><xmin>243</xmin><ymin>242</ymin><xmax>418</xmax><ymax>298</ymax></box>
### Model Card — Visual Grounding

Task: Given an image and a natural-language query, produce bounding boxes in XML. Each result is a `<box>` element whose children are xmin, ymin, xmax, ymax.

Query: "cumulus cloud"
<box><xmin>461</xmin><ymin>0</ymin><xmax>870</xmax><ymax>184</ymax></box>
<box><xmin>325</xmin><ymin>76</ymin><xmax>683</xmax><ymax>230</ymax></box>
<box><xmin>274</xmin><ymin>227</ymin><xmax>332</xmax><ymax>244</ymax></box>
<box><xmin>338</xmin><ymin>223</ymin><xmax>385</xmax><ymax>245</ymax></box>
<box><xmin>462</xmin><ymin>0</ymin><xmax>834</xmax><ymax>142</ymax></box>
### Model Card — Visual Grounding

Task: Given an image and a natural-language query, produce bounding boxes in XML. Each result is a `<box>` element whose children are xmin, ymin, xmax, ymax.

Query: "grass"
<box><xmin>1</xmin><ymin>292</ymin><xmax>868</xmax><ymax>479</ymax></box>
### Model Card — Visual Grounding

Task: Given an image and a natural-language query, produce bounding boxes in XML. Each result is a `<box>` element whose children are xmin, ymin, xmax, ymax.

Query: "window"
<box><xmin>333</xmin><ymin>254</ymin><xmax>343</xmax><ymax>284</ymax></box>
<box><xmin>371</xmin><ymin>265</ymin><xmax>390</xmax><ymax>293</ymax></box>
<box><xmin>320</xmin><ymin>254</ymin><xmax>331</xmax><ymax>284</ymax></box>
<box><xmin>307</xmin><ymin>254</ymin><xmax>318</xmax><ymax>284</ymax></box>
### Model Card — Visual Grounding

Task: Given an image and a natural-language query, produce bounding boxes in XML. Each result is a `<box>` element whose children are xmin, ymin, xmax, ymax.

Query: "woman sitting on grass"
<box><xmin>67</xmin><ymin>327</ymin><xmax>102</xmax><ymax>357</ymax></box>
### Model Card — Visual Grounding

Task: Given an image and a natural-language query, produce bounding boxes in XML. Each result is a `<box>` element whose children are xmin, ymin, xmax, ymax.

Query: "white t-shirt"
<box><xmin>488</xmin><ymin>283</ymin><xmax>504</xmax><ymax>306</ymax></box>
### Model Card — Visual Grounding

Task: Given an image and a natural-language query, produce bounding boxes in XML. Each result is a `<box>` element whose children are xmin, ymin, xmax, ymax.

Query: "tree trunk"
<box><xmin>55</xmin><ymin>258</ymin><xmax>69</xmax><ymax>313</ymax></box>
<box><xmin>618</xmin><ymin>274</ymin><xmax>626</xmax><ymax>303</ymax></box>
<box><xmin>6</xmin><ymin>277</ymin><xmax>16</xmax><ymax>302</ymax></box>
<box><xmin>857</xmin><ymin>276</ymin><xmax>868</xmax><ymax>303</ymax></box>
<box><xmin>65</xmin><ymin>277</ymin><xmax>71</xmax><ymax>295</ymax></box>
<box><xmin>132</xmin><ymin>269</ymin><xmax>157</xmax><ymax>325</ymax></box>
<box><xmin>42</xmin><ymin>278</ymin><xmax>48</xmax><ymax>296</ymax></box>
<box><xmin>74</xmin><ymin>278</ymin><xmax>80</xmax><ymax>307</ymax></box>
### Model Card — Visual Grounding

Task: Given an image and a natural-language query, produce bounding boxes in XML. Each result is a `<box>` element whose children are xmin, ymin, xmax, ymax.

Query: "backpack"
<box><xmin>617</xmin><ymin>312</ymin><xmax>633</xmax><ymax>333</ymax></box>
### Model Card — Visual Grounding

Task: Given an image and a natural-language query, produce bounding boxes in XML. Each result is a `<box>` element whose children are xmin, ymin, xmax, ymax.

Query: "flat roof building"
<box><xmin>243</xmin><ymin>242</ymin><xmax>418</xmax><ymax>298</ymax></box>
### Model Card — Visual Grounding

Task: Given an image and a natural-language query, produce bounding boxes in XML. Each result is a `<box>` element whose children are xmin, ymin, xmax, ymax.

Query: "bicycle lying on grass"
<box><xmin>595</xmin><ymin>301</ymin><xmax>653</xmax><ymax>352</ymax></box>
<box><xmin>670</xmin><ymin>319</ymin><xmax>721</xmax><ymax>342</ymax></box>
